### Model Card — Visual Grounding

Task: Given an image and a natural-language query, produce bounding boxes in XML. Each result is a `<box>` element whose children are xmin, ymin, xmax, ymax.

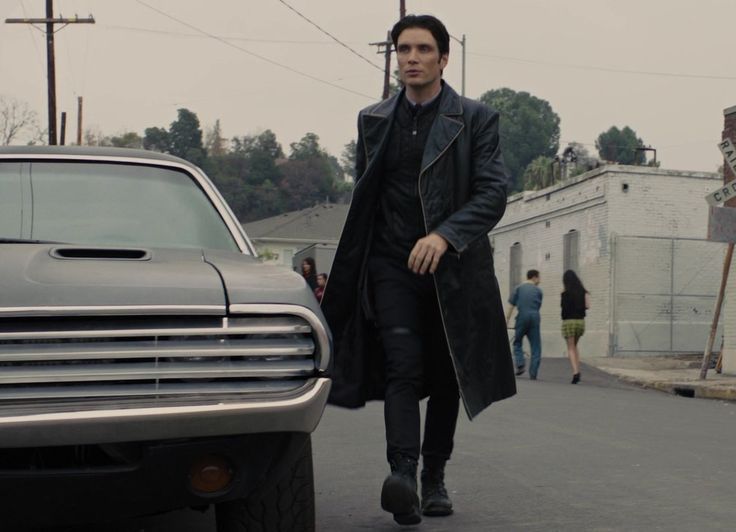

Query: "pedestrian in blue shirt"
<box><xmin>506</xmin><ymin>270</ymin><xmax>543</xmax><ymax>379</ymax></box>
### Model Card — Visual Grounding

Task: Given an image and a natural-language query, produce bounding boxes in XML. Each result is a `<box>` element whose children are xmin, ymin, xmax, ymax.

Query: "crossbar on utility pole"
<box><xmin>6</xmin><ymin>2</ymin><xmax>95</xmax><ymax>145</ymax></box>
<box><xmin>370</xmin><ymin>32</ymin><xmax>393</xmax><ymax>100</ymax></box>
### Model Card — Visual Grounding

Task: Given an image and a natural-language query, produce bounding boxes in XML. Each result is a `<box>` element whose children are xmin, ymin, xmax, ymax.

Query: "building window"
<box><xmin>563</xmin><ymin>230</ymin><xmax>579</xmax><ymax>273</ymax></box>
<box><xmin>510</xmin><ymin>242</ymin><xmax>522</xmax><ymax>291</ymax></box>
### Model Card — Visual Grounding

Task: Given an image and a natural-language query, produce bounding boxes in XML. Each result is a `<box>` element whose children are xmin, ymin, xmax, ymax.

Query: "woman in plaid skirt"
<box><xmin>561</xmin><ymin>270</ymin><xmax>590</xmax><ymax>384</ymax></box>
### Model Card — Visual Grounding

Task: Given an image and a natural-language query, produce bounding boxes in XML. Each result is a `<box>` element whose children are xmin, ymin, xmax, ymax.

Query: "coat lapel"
<box><xmin>361</xmin><ymin>94</ymin><xmax>400</xmax><ymax>167</ymax></box>
<box><xmin>421</xmin><ymin>84</ymin><xmax>465</xmax><ymax>175</ymax></box>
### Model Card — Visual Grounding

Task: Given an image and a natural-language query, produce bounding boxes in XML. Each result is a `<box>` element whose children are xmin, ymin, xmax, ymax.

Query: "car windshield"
<box><xmin>0</xmin><ymin>160</ymin><xmax>241</xmax><ymax>252</ymax></box>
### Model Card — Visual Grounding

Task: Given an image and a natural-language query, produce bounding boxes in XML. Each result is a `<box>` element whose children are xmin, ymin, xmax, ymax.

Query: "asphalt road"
<box><xmin>69</xmin><ymin>358</ymin><xmax>736</xmax><ymax>531</ymax></box>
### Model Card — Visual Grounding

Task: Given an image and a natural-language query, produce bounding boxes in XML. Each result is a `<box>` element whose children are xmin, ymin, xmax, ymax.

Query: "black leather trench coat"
<box><xmin>321</xmin><ymin>83</ymin><xmax>516</xmax><ymax>419</ymax></box>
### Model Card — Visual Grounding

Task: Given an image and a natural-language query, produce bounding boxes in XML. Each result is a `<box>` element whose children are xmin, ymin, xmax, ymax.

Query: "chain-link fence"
<box><xmin>612</xmin><ymin>235</ymin><xmax>726</xmax><ymax>355</ymax></box>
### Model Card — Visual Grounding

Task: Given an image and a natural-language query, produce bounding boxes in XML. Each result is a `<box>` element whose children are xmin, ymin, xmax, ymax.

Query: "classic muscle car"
<box><xmin>0</xmin><ymin>146</ymin><xmax>331</xmax><ymax>530</ymax></box>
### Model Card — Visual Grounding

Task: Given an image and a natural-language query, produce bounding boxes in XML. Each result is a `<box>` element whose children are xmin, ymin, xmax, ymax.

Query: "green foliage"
<box><xmin>205</xmin><ymin>119</ymin><xmax>227</xmax><ymax>157</ymax></box>
<box><xmin>522</xmin><ymin>156</ymin><xmax>556</xmax><ymax>190</ymax></box>
<box><xmin>564</xmin><ymin>142</ymin><xmax>601</xmax><ymax>178</ymax></box>
<box><xmin>169</xmin><ymin>108</ymin><xmax>205</xmax><ymax>166</ymax></box>
<box><xmin>143</xmin><ymin>126</ymin><xmax>169</xmax><ymax>153</ymax></box>
<box><xmin>123</xmin><ymin>109</ymin><xmax>353</xmax><ymax>223</ymax></box>
<box><xmin>289</xmin><ymin>132</ymin><xmax>327</xmax><ymax>160</ymax></box>
<box><xmin>107</xmin><ymin>132</ymin><xmax>143</xmax><ymax>149</ymax></box>
<box><xmin>595</xmin><ymin>126</ymin><xmax>646</xmax><ymax>165</ymax></box>
<box><xmin>478</xmin><ymin>88</ymin><xmax>560</xmax><ymax>191</ymax></box>
<box><xmin>340</xmin><ymin>139</ymin><xmax>357</xmax><ymax>181</ymax></box>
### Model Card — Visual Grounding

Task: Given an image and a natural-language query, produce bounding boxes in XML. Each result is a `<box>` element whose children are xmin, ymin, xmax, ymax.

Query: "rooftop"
<box><xmin>243</xmin><ymin>203</ymin><xmax>349</xmax><ymax>243</ymax></box>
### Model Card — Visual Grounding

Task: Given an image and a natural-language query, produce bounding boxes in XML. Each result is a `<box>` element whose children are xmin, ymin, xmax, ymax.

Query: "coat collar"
<box><xmin>360</xmin><ymin>82</ymin><xmax>465</xmax><ymax>174</ymax></box>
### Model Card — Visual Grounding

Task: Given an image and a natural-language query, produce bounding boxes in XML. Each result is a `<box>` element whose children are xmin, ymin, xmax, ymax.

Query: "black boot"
<box><xmin>381</xmin><ymin>455</ymin><xmax>421</xmax><ymax>525</ymax></box>
<box><xmin>421</xmin><ymin>464</ymin><xmax>453</xmax><ymax>517</ymax></box>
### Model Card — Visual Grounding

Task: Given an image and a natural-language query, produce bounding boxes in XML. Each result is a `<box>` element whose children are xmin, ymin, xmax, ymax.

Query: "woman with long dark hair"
<box><xmin>301</xmin><ymin>257</ymin><xmax>318</xmax><ymax>291</ymax></box>
<box><xmin>561</xmin><ymin>270</ymin><xmax>590</xmax><ymax>384</ymax></box>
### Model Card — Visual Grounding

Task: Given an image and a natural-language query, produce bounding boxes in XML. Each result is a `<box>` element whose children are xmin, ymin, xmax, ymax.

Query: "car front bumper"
<box><xmin>0</xmin><ymin>377</ymin><xmax>331</xmax><ymax>447</ymax></box>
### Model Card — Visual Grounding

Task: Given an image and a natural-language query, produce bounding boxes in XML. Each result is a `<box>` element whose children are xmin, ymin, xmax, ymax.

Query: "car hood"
<box><xmin>0</xmin><ymin>244</ymin><xmax>226</xmax><ymax>316</ymax></box>
<box><xmin>203</xmin><ymin>250</ymin><xmax>323</xmax><ymax>315</ymax></box>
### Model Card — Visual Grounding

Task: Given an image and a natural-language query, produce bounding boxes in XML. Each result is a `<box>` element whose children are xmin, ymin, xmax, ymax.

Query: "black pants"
<box><xmin>368</xmin><ymin>255</ymin><xmax>460</xmax><ymax>468</ymax></box>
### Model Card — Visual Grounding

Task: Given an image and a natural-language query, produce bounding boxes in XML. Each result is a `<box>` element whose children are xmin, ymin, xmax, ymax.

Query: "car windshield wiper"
<box><xmin>0</xmin><ymin>238</ymin><xmax>66</xmax><ymax>244</ymax></box>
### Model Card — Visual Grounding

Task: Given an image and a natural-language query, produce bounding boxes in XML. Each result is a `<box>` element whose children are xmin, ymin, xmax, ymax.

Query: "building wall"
<box><xmin>605</xmin><ymin>167</ymin><xmax>719</xmax><ymax>239</ymax></box>
<box><xmin>492</xmin><ymin>166</ymin><xmax>721</xmax><ymax>359</ymax></box>
<box><xmin>493</xmin><ymin>170</ymin><xmax>611</xmax><ymax>358</ymax></box>
<box><xmin>721</xmin><ymin>105</ymin><xmax>736</xmax><ymax>374</ymax></box>
<box><xmin>250</xmin><ymin>240</ymin><xmax>301</xmax><ymax>269</ymax></box>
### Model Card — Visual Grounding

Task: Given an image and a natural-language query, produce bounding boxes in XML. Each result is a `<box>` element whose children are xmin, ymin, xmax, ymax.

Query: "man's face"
<box><xmin>532</xmin><ymin>275</ymin><xmax>540</xmax><ymax>285</ymax></box>
<box><xmin>396</xmin><ymin>27</ymin><xmax>448</xmax><ymax>92</ymax></box>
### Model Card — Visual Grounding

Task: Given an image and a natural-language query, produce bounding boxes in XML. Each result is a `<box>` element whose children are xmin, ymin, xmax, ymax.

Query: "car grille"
<box><xmin>0</xmin><ymin>314</ymin><xmax>323</xmax><ymax>405</ymax></box>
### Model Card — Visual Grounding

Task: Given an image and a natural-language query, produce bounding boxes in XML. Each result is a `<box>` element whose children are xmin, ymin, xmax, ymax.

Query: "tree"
<box><xmin>227</xmin><ymin>130</ymin><xmax>284</xmax><ymax>186</ymax></box>
<box><xmin>289</xmin><ymin>132</ymin><xmax>327</xmax><ymax>161</ymax></box>
<box><xmin>287</xmin><ymin>132</ymin><xmax>340</xmax><ymax>186</ymax></box>
<box><xmin>205</xmin><ymin>119</ymin><xmax>227</xmax><ymax>157</ymax></box>
<box><xmin>522</xmin><ymin>156</ymin><xmax>556</xmax><ymax>190</ymax></box>
<box><xmin>168</xmin><ymin>108</ymin><xmax>205</xmax><ymax>165</ymax></box>
<box><xmin>340</xmin><ymin>139</ymin><xmax>357</xmax><ymax>181</ymax></box>
<box><xmin>478</xmin><ymin>88</ymin><xmax>560</xmax><ymax>191</ymax></box>
<box><xmin>0</xmin><ymin>96</ymin><xmax>40</xmax><ymax>145</ymax></box>
<box><xmin>279</xmin><ymin>158</ymin><xmax>335</xmax><ymax>211</ymax></box>
<box><xmin>595</xmin><ymin>126</ymin><xmax>646</xmax><ymax>165</ymax></box>
<box><xmin>143</xmin><ymin>126</ymin><xmax>170</xmax><ymax>153</ymax></box>
<box><xmin>107</xmin><ymin>132</ymin><xmax>143</xmax><ymax>149</ymax></box>
<box><xmin>564</xmin><ymin>142</ymin><xmax>601</xmax><ymax>177</ymax></box>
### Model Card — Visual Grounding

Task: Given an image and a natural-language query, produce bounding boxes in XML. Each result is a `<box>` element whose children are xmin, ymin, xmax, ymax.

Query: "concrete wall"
<box><xmin>491</xmin><ymin>165</ymin><xmax>721</xmax><ymax>359</ymax></box>
<box><xmin>605</xmin><ymin>166</ymin><xmax>720</xmax><ymax>239</ymax></box>
<box><xmin>492</xmin><ymin>170</ymin><xmax>611</xmax><ymax>358</ymax></box>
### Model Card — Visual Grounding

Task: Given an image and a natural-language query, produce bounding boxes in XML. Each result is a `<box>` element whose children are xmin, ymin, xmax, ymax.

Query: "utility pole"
<box><xmin>370</xmin><ymin>31</ymin><xmax>393</xmax><ymax>100</ymax></box>
<box><xmin>59</xmin><ymin>111</ymin><xmax>66</xmax><ymax>145</ymax></box>
<box><xmin>5</xmin><ymin>2</ymin><xmax>95</xmax><ymax>145</ymax></box>
<box><xmin>76</xmin><ymin>96</ymin><xmax>83</xmax><ymax>145</ymax></box>
<box><xmin>400</xmin><ymin>0</ymin><xmax>406</xmax><ymax>18</ymax></box>
<box><xmin>450</xmin><ymin>33</ymin><xmax>467</xmax><ymax>96</ymax></box>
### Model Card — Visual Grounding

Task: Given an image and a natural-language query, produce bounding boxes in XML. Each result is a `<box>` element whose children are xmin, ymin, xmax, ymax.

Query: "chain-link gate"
<box><xmin>612</xmin><ymin>235</ymin><xmax>726</xmax><ymax>355</ymax></box>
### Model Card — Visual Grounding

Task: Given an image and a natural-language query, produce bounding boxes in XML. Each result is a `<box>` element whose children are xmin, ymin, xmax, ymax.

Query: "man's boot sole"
<box><xmin>381</xmin><ymin>475</ymin><xmax>421</xmax><ymax>525</ymax></box>
<box><xmin>422</xmin><ymin>500</ymin><xmax>454</xmax><ymax>517</ymax></box>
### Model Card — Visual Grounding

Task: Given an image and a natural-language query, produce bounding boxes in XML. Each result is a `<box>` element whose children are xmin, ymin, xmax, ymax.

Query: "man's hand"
<box><xmin>408</xmin><ymin>233</ymin><xmax>448</xmax><ymax>275</ymax></box>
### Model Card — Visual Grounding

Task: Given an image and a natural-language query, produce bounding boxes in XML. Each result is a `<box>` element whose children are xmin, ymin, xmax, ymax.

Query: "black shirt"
<box><xmin>561</xmin><ymin>290</ymin><xmax>587</xmax><ymax>320</ymax></box>
<box><xmin>371</xmin><ymin>92</ymin><xmax>442</xmax><ymax>261</ymax></box>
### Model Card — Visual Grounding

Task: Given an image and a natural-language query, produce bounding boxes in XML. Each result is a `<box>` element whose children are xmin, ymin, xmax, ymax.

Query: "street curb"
<box><xmin>602</xmin><ymin>372</ymin><xmax>736</xmax><ymax>401</ymax></box>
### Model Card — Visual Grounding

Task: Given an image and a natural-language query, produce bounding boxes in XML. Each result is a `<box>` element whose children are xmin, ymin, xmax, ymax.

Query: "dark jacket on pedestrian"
<box><xmin>321</xmin><ymin>82</ymin><xmax>516</xmax><ymax>419</ymax></box>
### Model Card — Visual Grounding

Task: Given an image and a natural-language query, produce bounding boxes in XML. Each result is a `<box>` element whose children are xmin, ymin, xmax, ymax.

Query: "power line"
<box><xmin>16</xmin><ymin>0</ymin><xmax>44</xmax><ymax>73</ymax></box>
<box><xmin>470</xmin><ymin>51</ymin><xmax>736</xmax><ymax>82</ymax></box>
<box><xmin>100</xmin><ymin>23</ymin><xmax>356</xmax><ymax>45</ymax></box>
<box><xmin>276</xmin><ymin>0</ymin><xmax>385</xmax><ymax>74</ymax></box>
<box><xmin>135</xmin><ymin>0</ymin><xmax>377</xmax><ymax>101</ymax></box>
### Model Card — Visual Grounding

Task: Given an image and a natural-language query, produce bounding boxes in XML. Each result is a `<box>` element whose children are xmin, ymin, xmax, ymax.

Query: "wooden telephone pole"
<box><xmin>370</xmin><ymin>1</ymin><xmax>406</xmax><ymax>100</ymax></box>
<box><xmin>5</xmin><ymin>1</ymin><xmax>94</xmax><ymax>145</ymax></box>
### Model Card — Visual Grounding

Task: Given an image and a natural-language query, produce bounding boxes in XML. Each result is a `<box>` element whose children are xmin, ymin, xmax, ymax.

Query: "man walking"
<box><xmin>321</xmin><ymin>14</ymin><xmax>516</xmax><ymax>526</ymax></box>
<box><xmin>506</xmin><ymin>269</ymin><xmax>544</xmax><ymax>379</ymax></box>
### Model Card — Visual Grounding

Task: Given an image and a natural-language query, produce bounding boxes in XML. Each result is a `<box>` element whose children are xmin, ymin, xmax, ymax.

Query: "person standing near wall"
<box><xmin>506</xmin><ymin>269</ymin><xmax>543</xmax><ymax>379</ymax></box>
<box><xmin>301</xmin><ymin>257</ymin><xmax>318</xmax><ymax>291</ymax></box>
<box><xmin>314</xmin><ymin>273</ymin><xmax>328</xmax><ymax>303</ymax></box>
<box><xmin>561</xmin><ymin>269</ymin><xmax>590</xmax><ymax>384</ymax></box>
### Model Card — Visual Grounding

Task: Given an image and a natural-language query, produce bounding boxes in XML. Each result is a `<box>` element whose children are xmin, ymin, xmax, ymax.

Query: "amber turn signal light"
<box><xmin>189</xmin><ymin>455</ymin><xmax>233</xmax><ymax>494</ymax></box>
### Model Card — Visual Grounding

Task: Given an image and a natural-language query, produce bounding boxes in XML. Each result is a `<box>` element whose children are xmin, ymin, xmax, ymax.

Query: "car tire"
<box><xmin>215</xmin><ymin>435</ymin><xmax>315</xmax><ymax>532</ymax></box>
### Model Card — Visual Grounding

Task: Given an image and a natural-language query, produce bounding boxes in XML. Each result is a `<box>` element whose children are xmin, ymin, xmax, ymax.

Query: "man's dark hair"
<box><xmin>391</xmin><ymin>14</ymin><xmax>450</xmax><ymax>57</ymax></box>
<box><xmin>526</xmin><ymin>269</ymin><xmax>539</xmax><ymax>280</ymax></box>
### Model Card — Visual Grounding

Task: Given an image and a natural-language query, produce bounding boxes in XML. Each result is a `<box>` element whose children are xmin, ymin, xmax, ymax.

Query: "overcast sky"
<box><xmin>1</xmin><ymin>0</ymin><xmax>733</xmax><ymax>172</ymax></box>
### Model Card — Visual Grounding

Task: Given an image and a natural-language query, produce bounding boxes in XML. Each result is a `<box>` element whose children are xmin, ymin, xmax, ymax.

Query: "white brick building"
<box><xmin>491</xmin><ymin>165</ymin><xmax>723</xmax><ymax>359</ymax></box>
